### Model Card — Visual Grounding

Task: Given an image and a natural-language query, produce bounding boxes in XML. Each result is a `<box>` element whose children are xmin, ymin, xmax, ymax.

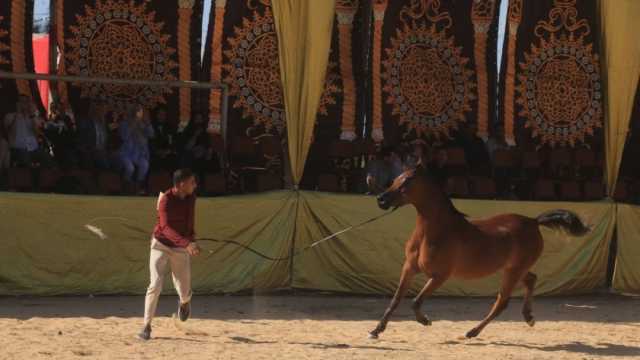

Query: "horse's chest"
<box><xmin>406</xmin><ymin>234</ymin><xmax>447</xmax><ymax>272</ymax></box>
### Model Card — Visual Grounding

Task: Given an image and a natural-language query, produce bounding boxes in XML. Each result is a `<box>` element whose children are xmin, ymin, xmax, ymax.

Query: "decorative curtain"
<box><xmin>271</xmin><ymin>0</ymin><xmax>336</xmax><ymax>186</ymax></box>
<box><xmin>303</xmin><ymin>0</ymin><xmax>370</xmax><ymax>190</ymax></box>
<box><xmin>502</xmin><ymin>0</ymin><xmax>604</xmax><ymax>150</ymax></box>
<box><xmin>202</xmin><ymin>0</ymin><xmax>286</xmax><ymax>177</ymax></box>
<box><xmin>600</xmin><ymin>0</ymin><xmax>640</xmax><ymax>196</ymax></box>
<box><xmin>204</xmin><ymin>0</ymin><xmax>284</xmax><ymax>137</ymax></box>
<box><xmin>55</xmin><ymin>0</ymin><xmax>202</xmax><ymax>122</ymax></box>
<box><xmin>0</xmin><ymin>0</ymin><xmax>40</xmax><ymax>118</ymax></box>
<box><xmin>372</xmin><ymin>0</ymin><xmax>498</xmax><ymax>147</ymax></box>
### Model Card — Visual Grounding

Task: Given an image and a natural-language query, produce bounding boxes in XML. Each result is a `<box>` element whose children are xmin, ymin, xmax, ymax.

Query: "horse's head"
<box><xmin>377</xmin><ymin>164</ymin><xmax>427</xmax><ymax>210</ymax></box>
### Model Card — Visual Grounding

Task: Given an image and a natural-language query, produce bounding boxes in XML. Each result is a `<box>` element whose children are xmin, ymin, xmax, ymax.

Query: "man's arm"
<box><xmin>157</xmin><ymin>193</ymin><xmax>191</xmax><ymax>248</ymax></box>
<box><xmin>187</xmin><ymin>195</ymin><xmax>196</xmax><ymax>240</ymax></box>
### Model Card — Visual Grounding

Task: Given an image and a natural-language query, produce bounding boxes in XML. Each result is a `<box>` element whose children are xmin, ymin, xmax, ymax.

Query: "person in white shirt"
<box><xmin>2</xmin><ymin>95</ymin><xmax>44</xmax><ymax>167</ymax></box>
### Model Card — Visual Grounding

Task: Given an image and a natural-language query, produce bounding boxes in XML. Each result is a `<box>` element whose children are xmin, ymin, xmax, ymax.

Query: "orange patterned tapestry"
<box><xmin>376</xmin><ymin>0</ymin><xmax>499</xmax><ymax>146</ymax></box>
<box><xmin>502</xmin><ymin>0</ymin><xmax>603</xmax><ymax>149</ymax></box>
<box><xmin>56</xmin><ymin>0</ymin><xmax>203</xmax><ymax>121</ymax></box>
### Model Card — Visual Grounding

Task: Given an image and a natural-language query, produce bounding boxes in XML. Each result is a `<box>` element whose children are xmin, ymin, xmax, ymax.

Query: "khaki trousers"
<box><xmin>143</xmin><ymin>238</ymin><xmax>192</xmax><ymax>326</ymax></box>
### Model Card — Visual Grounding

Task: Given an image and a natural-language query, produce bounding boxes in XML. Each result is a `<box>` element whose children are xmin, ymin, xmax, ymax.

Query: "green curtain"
<box><xmin>612</xmin><ymin>204</ymin><xmax>640</xmax><ymax>295</ymax></box>
<box><xmin>600</xmin><ymin>0</ymin><xmax>640</xmax><ymax>195</ymax></box>
<box><xmin>271</xmin><ymin>0</ymin><xmax>336</xmax><ymax>186</ymax></box>
<box><xmin>0</xmin><ymin>192</ymin><xmax>295</xmax><ymax>295</ymax></box>
<box><xmin>0</xmin><ymin>192</ymin><xmax>618</xmax><ymax>296</ymax></box>
<box><xmin>292</xmin><ymin>192</ymin><xmax>616</xmax><ymax>296</ymax></box>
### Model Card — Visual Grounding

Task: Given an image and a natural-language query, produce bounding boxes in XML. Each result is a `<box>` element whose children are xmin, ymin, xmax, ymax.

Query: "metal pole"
<box><xmin>221</xmin><ymin>86</ymin><xmax>230</xmax><ymax>174</ymax></box>
<box><xmin>0</xmin><ymin>71</ymin><xmax>227</xmax><ymax>90</ymax></box>
<box><xmin>48</xmin><ymin>0</ymin><xmax>58</xmax><ymax>105</ymax></box>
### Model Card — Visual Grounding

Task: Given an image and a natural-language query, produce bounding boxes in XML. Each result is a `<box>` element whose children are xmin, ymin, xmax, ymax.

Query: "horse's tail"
<box><xmin>536</xmin><ymin>209</ymin><xmax>590</xmax><ymax>237</ymax></box>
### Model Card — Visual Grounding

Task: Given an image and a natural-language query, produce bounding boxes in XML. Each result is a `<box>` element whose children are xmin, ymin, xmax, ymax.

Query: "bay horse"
<box><xmin>369</xmin><ymin>164</ymin><xmax>589</xmax><ymax>339</ymax></box>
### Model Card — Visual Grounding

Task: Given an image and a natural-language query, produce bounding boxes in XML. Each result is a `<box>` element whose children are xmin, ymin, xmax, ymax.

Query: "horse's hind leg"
<box><xmin>465</xmin><ymin>268</ymin><xmax>523</xmax><ymax>338</ymax></box>
<box><xmin>412</xmin><ymin>275</ymin><xmax>448</xmax><ymax>326</ymax></box>
<box><xmin>522</xmin><ymin>272</ymin><xmax>537</xmax><ymax>327</ymax></box>
<box><xmin>369</xmin><ymin>263</ymin><xmax>415</xmax><ymax>339</ymax></box>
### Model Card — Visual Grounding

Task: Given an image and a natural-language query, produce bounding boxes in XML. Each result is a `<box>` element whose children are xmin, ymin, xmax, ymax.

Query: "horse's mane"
<box><xmin>416</xmin><ymin>167</ymin><xmax>469</xmax><ymax>219</ymax></box>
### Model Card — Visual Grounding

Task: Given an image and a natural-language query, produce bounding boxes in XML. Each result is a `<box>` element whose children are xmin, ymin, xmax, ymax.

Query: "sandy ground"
<box><xmin>0</xmin><ymin>294</ymin><xmax>639</xmax><ymax>360</ymax></box>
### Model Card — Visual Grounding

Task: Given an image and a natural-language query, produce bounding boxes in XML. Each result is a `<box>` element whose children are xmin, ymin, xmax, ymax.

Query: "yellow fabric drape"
<box><xmin>271</xmin><ymin>0</ymin><xmax>336</xmax><ymax>186</ymax></box>
<box><xmin>600</xmin><ymin>0</ymin><xmax>640</xmax><ymax>196</ymax></box>
<box><xmin>612</xmin><ymin>204</ymin><xmax>640</xmax><ymax>295</ymax></box>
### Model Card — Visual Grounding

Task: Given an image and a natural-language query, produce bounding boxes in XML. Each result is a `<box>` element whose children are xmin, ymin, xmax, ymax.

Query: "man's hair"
<box><xmin>173</xmin><ymin>168</ymin><xmax>195</xmax><ymax>186</ymax></box>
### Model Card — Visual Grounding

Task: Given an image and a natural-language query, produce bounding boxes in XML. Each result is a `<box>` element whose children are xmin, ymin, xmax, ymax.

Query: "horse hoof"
<box><xmin>527</xmin><ymin>318</ymin><xmax>536</xmax><ymax>327</ymax></box>
<box><xmin>417</xmin><ymin>317</ymin><xmax>432</xmax><ymax>326</ymax></box>
<box><xmin>465</xmin><ymin>329</ymin><xmax>480</xmax><ymax>338</ymax></box>
<box><xmin>368</xmin><ymin>332</ymin><xmax>379</xmax><ymax>340</ymax></box>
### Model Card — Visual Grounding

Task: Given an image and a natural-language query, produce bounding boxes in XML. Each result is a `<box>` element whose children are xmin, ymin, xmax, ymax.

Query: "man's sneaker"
<box><xmin>137</xmin><ymin>324</ymin><xmax>151</xmax><ymax>340</ymax></box>
<box><xmin>178</xmin><ymin>301</ymin><xmax>191</xmax><ymax>322</ymax></box>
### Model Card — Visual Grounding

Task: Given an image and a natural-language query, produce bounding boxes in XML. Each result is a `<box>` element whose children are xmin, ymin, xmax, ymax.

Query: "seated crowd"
<box><xmin>1</xmin><ymin>95</ymin><xmax>638</xmax><ymax>203</ymax></box>
<box><xmin>0</xmin><ymin>95</ymin><xmax>220</xmax><ymax>195</ymax></box>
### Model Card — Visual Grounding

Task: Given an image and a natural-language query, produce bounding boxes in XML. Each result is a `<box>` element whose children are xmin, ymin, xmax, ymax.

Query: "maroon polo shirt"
<box><xmin>153</xmin><ymin>188</ymin><xmax>196</xmax><ymax>248</ymax></box>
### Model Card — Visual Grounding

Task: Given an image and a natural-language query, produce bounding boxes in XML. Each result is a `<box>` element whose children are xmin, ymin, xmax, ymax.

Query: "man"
<box><xmin>139</xmin><ymin>168</ymin><xmax>201</xmax><ymax>340</ymax></box>
<box><xmin>3</xmin><ymin>95</ymin><xmax>43</xmax><ymax>167</ymax></box>
<box><xmin>78</xmin><ymin>102</ymin><xmax>111</xmax><ymax>170</ymax></box>
<box><xmin>119</xmin><ymin>105</ymin><xmax>154</xmax><ymax>193</ymax></box>
<box><xmin>150</xmin><ymin>107</ymin><xmax>177</xmax><ymax>171</ymax></box>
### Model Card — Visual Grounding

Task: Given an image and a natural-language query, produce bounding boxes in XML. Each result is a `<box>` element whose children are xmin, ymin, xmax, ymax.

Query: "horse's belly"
<box><xmin>451</xmin><ymin>249</ymin><xmax>509</xmax><ymax>279</ymax></box>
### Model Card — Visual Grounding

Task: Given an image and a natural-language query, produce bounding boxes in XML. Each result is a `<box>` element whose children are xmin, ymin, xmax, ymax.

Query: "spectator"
<box><xmin>182</xmin><ymin>113</ymin><xmax>219</xmax><ymax>175</ymax></box>
<box><xmin>150</xmin><ymin>107</ymin><xmax>177</xmax><ymax>171</ymax></box>
<box><xmin>458</xmin><ymin>125</ymin><xmax>491</xmax><ymax>175</ymax></box>
<box><xmin>3</xmin><ymin>95</ymin><xmax>44</xmax><ymax>167</ymax></box>
<box><xmin>403</xmin><ymin>142</ymin><xmax>429</xmax><ymax>171</ymax></box>
<box><xmin>390</xmin><ymin>146</ymin><xmax>404</xmax><ymax>177</ymax></box>
<box><xmin>118</xmin><ymin>105</ymin><xmax>154</xmax><ymax>193</ymax></box>
<box><xmin>78</xmin><ymin>102</ymin><xmax>112</xmax><ymax>170</ymax></box>
<box><xmin>486</xmin><ymin>126</ymin><xmax>508</xmax><ymax>163</ymax></box>
<box><xmin>365</xmin><ymin>147</ymin><xmax>403</xmax><ymax>194</ymax></box>
<box><xmin>0</xmin><ymin>126</ymin><xmax>9</xmax><ymax>172</ymax></box>
<box><xmin>45</xmin><ymin>102</ymin><xmax>79</xmax><ymax>169</ymax></box>
<box><xmin>105</xmin><ymin>109</ymin><xmax>123</xmax><ymax>155</ymax></box>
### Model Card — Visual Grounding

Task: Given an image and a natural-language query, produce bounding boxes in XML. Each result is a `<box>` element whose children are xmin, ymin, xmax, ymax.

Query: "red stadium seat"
<box><xmin>446</xmin><ymin>176</ymin><xmax>470</xmax><ymax>198</ymax></box>
<box><xmin>256</xmin><ymin>173</ymin><xmax>282</xmax><ymax>192</ymax></box>
<box><xmin>148</xmin><ymin>171</ymin><xmax>172</xmax><ymax>195</ymax></box>
<box><xmin>203</xmin><ymin>173</ymin><xmax>226</xmax><ymax>195</ymax></box>
<box><xmin>559</xmin><ymin>181</ymin><xmax>582</xmax><ymax>201</ymax></box>
<box><xmin>533</xmin><ymin>179</ymin><xmax>556</xmax><ymax>201</ymax></box>
<box><xmin>471</xmin><ymin>176</ymin><xmax>497</xmax><ymax>199</ymax></box>
<box><xmin>98</xmin><ymin>171</ymin><xmax>123</xmax><ymax>195</ymax></box>
<box><xmin>317</xmin><ymin>173</ymin><xmax>340</xmax><ymax>192</ymax></box>
<box><xmin>8</xmin><ymin>168</ymin><xmax>33</xmax><ymax>192</ymax></box>
<box><xmin>38</xmin><ymin>168</ymin><xmax>63</xmax><ymax>192</ymax></box>
<box><xmin>584</xmin><ymin>181</ymin><xmax>605</xmax><ymax>201</ymax></box>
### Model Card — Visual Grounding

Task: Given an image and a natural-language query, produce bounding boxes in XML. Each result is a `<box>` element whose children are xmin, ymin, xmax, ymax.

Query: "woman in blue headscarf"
<box><xmin>119</xmin><ymin>104</ymin><xmax>154</xmax><ymax>193</ymax></box>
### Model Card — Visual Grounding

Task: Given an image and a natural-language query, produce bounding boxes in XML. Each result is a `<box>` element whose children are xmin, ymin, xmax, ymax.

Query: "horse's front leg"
<box><xmin>412</xmin><ymin>274</ymin><xmax>448</xmax><ymax>326</ymax></box>
<box><xmin>369</xmin><ymin>262</ymin><xmax>416</xmax><ymax>339</ymax></box>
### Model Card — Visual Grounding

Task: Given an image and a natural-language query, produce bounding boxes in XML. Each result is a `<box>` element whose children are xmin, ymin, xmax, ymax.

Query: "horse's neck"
<box><xmin>413</xmin><ymin>183</ymin><xmax>467</xmax><ymax>233</ymax></box>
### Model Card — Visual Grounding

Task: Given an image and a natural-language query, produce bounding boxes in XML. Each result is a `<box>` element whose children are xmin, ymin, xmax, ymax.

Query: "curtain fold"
<box><xmin>600</xmin><ymin>0</ymin><xmax>640</xmax><ymax>196</ymax></box>
<box><xmin>271</xmin><ymin>0</ymin><xmax>336</xmax><ymax>186</ymax></box>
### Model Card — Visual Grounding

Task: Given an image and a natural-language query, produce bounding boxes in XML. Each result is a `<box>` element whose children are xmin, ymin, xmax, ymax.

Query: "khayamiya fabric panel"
<box><xmin>502</xmin><ymin>0</ymin><xmax>603</xmax><ymax>150</ymax></box>
<box><xmin>55</xmin><ymin>0</ymin><xmax>203</xmax><ymax>122</ymax></box>
<box><xmin>203</xmin><ymin>0</ymin><xmax>285</xmax><ymax>138</ymax></box>
<box><xmin>372</xmin><ymin>0</ymin><xmax>499</xmax><ymax>147</ymax></box>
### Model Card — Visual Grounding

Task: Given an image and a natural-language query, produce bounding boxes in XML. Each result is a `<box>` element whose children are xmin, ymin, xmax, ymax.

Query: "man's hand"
<box><xmin>186</xmin><ymin>242</ymin><xmax>201</xmax><ymax>257</ymax></box>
